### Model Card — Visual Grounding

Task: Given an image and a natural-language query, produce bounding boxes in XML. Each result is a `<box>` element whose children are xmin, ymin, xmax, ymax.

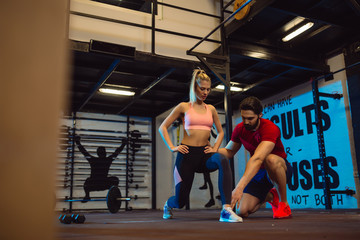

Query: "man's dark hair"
<box><xmin>239</xmin><ymin>96</ymin><xmax>263</xmax><ymax>115</ymax></box>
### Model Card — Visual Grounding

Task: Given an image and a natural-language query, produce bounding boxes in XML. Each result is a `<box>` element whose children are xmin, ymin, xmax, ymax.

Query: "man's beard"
<box><xmin>244</xmin><ymin>118</ymin><xmax>260</xmax><ymax>131</ymax></box>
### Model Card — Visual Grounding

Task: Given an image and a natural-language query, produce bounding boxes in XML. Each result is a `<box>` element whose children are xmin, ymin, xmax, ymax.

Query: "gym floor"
<box><xmin>56</xmin><ymin>208</ymin><xmax>360</xmax><ymax>240</ymax></box>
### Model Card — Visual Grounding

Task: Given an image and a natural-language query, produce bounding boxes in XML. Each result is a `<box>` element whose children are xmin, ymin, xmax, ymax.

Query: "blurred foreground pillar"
<box><xmin>0</xmin><ymin>1</ymin><xmax>69</xmax><ymax>239</ymax></box>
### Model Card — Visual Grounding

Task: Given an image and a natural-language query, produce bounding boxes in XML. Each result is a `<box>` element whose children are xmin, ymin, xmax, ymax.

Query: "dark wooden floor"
<box><xmin>56</xmin><ymin>208</ymin><xmax>360</xmax><ymax>240</ymax></box>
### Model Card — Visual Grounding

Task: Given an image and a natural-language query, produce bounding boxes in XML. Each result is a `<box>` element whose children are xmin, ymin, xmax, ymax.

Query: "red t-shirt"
<box><xmin>231</xmin><ymin>118</ymin><xmax>287</xmax><ymax>159</ymax></box>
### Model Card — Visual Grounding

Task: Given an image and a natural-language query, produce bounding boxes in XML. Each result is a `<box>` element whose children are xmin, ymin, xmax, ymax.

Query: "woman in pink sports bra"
<box><xmin>159</xmin><ymin>69</ymin><xmax>242</xmax><ymax>223</ymax></box>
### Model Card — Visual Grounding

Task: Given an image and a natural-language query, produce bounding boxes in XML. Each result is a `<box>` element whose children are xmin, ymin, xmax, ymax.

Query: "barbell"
<box><xmin>64</xmin><ymin>186</ymin><xmax>133</xmax><ymax>213</ymax></box>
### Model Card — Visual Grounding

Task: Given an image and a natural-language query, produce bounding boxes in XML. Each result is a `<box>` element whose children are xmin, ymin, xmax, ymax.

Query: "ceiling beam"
<box><xmin>230</xmin><ymin>61</ymin><xmax>269</xmax><ymax>79</ymax></box>
<box><xmin>76</xmin><ymin>59</ymin><xmax>121</xmax><ymax>112</ymax></box>
<box><xmin>228</xmin><ymin>41</ymin><xmax>329</xmax><ymax>73</ymax></box>
<box><xmin>213</xmin><ymin>68</ymin><xmax>296</xmax><ymax>108</ymax></box>
<box><xmin>267</xmin><ymin>4</ymin><xmax>359</xmax><ymax>29</ymax></box>
<box><xmin>241</xmin><ymin>68</ymin><xmax>295</xmax><ymax>92</ymax></box>
<box><xmin>117</xmin><ymin>68</ymin><xmax>176</xmax><ymax>115</ymax></box>
<box><xmin>135</xmin><ymin>51</ymin><xmax>197</xmax><ymax>70</ymax></box>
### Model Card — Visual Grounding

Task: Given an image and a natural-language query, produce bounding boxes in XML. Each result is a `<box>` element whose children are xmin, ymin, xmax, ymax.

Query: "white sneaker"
<box><xmin>219</xmin><ymin>207</ymin><xmax>243</xmax><ymax>223</ymax></box>
<box><xmin>163</xmin><ymin>201</ymin><xmax>173</xmax><ymax>219</ymax></box>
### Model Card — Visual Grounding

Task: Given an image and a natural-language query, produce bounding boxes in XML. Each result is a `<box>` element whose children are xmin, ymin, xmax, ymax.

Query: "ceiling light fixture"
<box><xmin>283</xmin><ymin>17</ymin><xmax>305</xmax><ymax>32</ymax></box>
<box><xmin>215</xmin><ymin>85</ymin><xmax>243</xmax><ymax>92</ymax></box>
<box><xmin>99</xmin><ymin>88</ymin><xmax>135</xmax><ymax>96</ymax></box>
<box><xmin>282</xmin><ymin>22</ymin><xmax>314</xmax><ymax>42</ymax></box>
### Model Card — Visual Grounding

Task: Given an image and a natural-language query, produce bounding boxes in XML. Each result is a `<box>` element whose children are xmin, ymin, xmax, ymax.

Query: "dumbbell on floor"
<box><xmin>59</xmin><ymin>214</ymin><xmax>72</xmax><ymax>224</ymax></box>
<box><xmin>72</xmin><ymin>214</ymin><xmax>86</xmax><ymax>223</ymax></box>
<box><xmin>59</xmin><ymin>214</ymin><xmax>86</xmax><ymax>224</ymax></box>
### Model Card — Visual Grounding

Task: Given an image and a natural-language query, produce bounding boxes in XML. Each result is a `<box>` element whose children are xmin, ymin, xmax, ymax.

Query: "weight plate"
<box><xmin>106</xmin><ymin>186</ymin><xmax>122</xmax><ymax>213</ymax></box>
<box><xmin>233</xmin><ymin>0</ymin><xmax>251</xmax><ymax>20</ymax></box>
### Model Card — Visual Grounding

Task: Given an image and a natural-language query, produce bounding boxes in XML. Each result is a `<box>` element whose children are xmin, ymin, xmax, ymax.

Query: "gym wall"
<box><xmin>57</xmin><ymin>112</ymin><xmax>153</xmax><ymax>212</ymax></box>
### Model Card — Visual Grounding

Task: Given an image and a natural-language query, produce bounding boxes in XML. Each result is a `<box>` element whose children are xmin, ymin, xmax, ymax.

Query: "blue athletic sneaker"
<box><xmin>219</xmin><ymin>207</ymin><xmax>243</xmax><ymax>223</ymax></box>
<box><xmin>163</xmin><ymin>201</ymin><xmax>173</xmax><ymax>219</ymax></box>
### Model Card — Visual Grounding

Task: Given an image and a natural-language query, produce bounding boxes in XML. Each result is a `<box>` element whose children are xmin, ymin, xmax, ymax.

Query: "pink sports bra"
<box><xmin>184</xmin><ymin>103</ymin><xmax>213</xmax><ymax>131</ymax></box>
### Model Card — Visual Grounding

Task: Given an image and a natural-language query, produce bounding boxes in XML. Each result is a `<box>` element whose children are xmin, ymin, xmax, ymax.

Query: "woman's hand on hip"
<box><xmin>171</xmin><ymin>145</ymin><xmax>189</xmax><ymax>154</ymax></box>
<box><xmin>204</xmin><ymin>145</ymin><xmax>216</xmax><ymax>154</ymax></box>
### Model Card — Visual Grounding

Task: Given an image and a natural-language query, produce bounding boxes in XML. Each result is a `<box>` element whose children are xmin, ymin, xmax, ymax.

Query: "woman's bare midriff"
<box><xmin>181</xmin><ymin>129</ymin><xmax>211</xmax><ymax>146</ymax></box>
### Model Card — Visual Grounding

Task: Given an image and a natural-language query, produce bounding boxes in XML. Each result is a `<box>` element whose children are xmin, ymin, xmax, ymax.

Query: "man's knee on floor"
<box><xmin>235</xmin><ymin>202</ymin><xmax>252</xmax><ymax>218</ymax></box>
<box><xmin>237</xmin><ymin>207</ymin><xmax>251</xmax><ymax>218</ymax></box>
<box><xmin>240</xmin><ymin>212</ymin><xmax>249</xmax><ymax>218</ymax></box>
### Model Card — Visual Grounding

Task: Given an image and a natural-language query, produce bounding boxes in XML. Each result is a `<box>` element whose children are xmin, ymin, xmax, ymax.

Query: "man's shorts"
<box><xmin>243</xmin><ymin>160</ymin><xmax>292</xmax><ymax>202</ymax></box>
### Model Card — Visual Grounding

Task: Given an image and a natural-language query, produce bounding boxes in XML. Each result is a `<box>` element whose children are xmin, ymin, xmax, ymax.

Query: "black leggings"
<box><xmin>166</xmin><ymin>145</ymin><xmax>232</xmax><ymax>208</ymax></box>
